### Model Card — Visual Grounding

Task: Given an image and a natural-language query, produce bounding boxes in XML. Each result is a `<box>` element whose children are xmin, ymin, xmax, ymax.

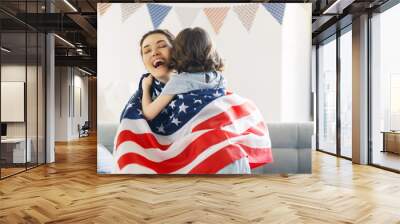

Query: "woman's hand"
<box><xmin>142</xmin><ymin>75</ymin><xmax>153</xmax><ymax>91</ymax></box>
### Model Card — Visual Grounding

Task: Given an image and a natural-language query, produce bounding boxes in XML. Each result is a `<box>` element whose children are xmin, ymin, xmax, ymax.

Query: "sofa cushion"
<box><xmin>98</xmin><ymin>123</ymin><xmax>119</xmax><ymax>153</ymax></box>
<box><xmin>297</xmin><ymin>122</ymin><xmax>314</xmax><ymax>148</ymax></box>
<box><xmin>252</xmin><ymin>148</ymin><xmax>298</xmax><ymax>173</ymax></box>
<box><xmin>268</xmin><ymin>123</ymin><xmax>299</xmax><ymax>148</ymax></box>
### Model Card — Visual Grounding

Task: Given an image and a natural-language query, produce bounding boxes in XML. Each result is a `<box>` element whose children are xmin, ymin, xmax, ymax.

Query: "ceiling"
<box><xmin>0</xmin><ymin>0</ymin><xmax>392</xmax><ymax>75</ymax></box>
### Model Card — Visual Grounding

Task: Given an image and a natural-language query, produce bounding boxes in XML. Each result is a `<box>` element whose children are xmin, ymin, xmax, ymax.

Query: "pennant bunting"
<box><xmin>203</xmin><ymin>7</ymin><xmax>230</xmax><ymax>34</ymax></box>
<box><xmin>175</xmin><ymin>7</ymin><xmax>201</xmax><ymax>28</ymax></box>
<box><xmin>262</xmin><ymin>3</ymin><xmax>286</xmax><ymax>24</ymax></box>
<box><xmin>98</xmin><ymin>3</ymin><xmax>112</xmax><ymax>16</ymax></box>
<box><xmin>233</xmin><ymin>4</ymin><xmax>259</xmax><ymax>32</ymax></box>
<box><xmin>147</xmin><ymin>4</ymin><xmax>172</xmax><ymax>29</ymax></box>
<box><xmin>121</xmin><ymin>3</ymin><xmax>143</xmax><ymax>22</ymax></box>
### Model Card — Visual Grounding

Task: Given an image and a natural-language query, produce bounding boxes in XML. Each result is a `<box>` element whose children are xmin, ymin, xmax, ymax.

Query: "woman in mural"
<box><xmin>113</xmin><ymin>28</ymin><xmax>273</xmax><ymax>174</ymax></box>
<box><xmin>138</xmin><ymin>29</ymin><xmax>175</xmax><ymax>85</ymax></box>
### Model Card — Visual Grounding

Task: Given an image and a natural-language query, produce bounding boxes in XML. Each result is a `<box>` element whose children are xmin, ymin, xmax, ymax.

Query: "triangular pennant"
<box><xmin>233</xmin><ymin>4</ymin><xmax>259</xmax><ymax>32</ymax></box>
<box><xmin>203</xmin><ymin>7</ymin><xmax>230</xmax><ymax>34</ymax></box>
<box><xmin>147</xmin><ymin>4</ymin><xmax>172</xmax><ymax>29</ymax></box>
<box><xmin>262</xmin><ymin>3</ymin><xmax>286</xmax><ymax>24</ymax></box>
<box><xmin>175</xmin><ymin>7</ymin><xmax>201</xmax><ymax>28</ymax></box>
<box><xmin>98</xmin><ymin>3</ymin><xmax>112</xmax><ymax>16</ymax></box>
<box><xmin>121</xmin><ymin>3</ymin><xmax>143</xmax><ymax>22</ymax></box>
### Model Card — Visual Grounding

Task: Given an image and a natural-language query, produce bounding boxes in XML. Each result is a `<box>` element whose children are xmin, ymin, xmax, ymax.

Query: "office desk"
<box><xmin>1</xmin><ymin>138</ymin><xmax>31</xmax><ymax>163</ymax></box>
<box><xmin>382</xmin><ymin>131</ymin><xmax>400</xmax><ymax>154</ymax></box>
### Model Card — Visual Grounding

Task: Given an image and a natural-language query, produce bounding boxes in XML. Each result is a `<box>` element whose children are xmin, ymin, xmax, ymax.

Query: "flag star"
<box><xmin>171</xmin><ymin>117</ymin><xmax>181</xmax><ymax>126</ymax></box>
<box><xmin>213</xmin><ymin>91</ymin><xmax>222</xmax><ymax>97</ymax></box>
<box><xmin>169</xmin><ymin>100</ymin><xmax>176</xmax><ymax>109</ymax></box>
<box><xmin>194</xmin><ymin>99</ymin><xmax>202</xmax><ymax>104</ymax></box>
<box><xmin>161</xmin><ymin>108</ymin><xmax>168</xmax><ymax>114</ymax></box>
<box><xmin>156</xmin><ymin>124</ymin><xmax>165</xmax><ymax>133</ymax></box>
<box><xmin>178</xmin><ymin>103</ymin><xmax>189</xmax><ymax>114</ymax></box>
<box><xmin>137</xmin><ymin>109</ymin><xmax>142</xmax><ymax>115</ymax></box>
<box><xmin>189</xmin><ymin>92</ymin><xmax>197</xmax><ymax>96</ymax></box>
<box><xmin>177</xmin><ymin>94</ymin><xmax>184</xmax><ymax>99</ymax></box>
<box><xmin>155</xmin><ymin>80</ymin><xmax>160</xmax><ymax>85</ymax></box>
<box><xmin>126</xmin><ymin>103</ymin><xmax>133</xmax><ymax>109</ymax></box>
<box><xmin>169</xmin><ymin>114</ymin><xmax>174</xmax><ymax>120</ymax></box>
<box><xmin>154</xmin><ymin>89</ymin><xmax>160</xmax><ymax>96</ymax></box>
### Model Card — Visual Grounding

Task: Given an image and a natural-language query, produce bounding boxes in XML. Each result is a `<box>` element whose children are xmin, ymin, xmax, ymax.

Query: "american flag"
<box><xmin>113</xmin><ymin>74</ymin><xmax>273</xmax><ymax>174</ymax></box>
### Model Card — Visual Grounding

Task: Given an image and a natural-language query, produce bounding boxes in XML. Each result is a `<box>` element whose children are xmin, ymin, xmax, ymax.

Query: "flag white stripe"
<box><xmin>119</xmin><ymin>164</ymin><xmax>157</xmax><ymax>174</ymax></box>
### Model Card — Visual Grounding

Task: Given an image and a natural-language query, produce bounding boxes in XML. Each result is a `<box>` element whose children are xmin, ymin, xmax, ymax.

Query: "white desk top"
<box><xmin>1</xmin><ymin>138</ymin><xmax>27</xmax><ymax>143</ymax></box>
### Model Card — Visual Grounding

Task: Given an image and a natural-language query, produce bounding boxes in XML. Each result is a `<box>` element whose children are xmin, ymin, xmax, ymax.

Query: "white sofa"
<box><xmin>252</xmin><ymin>122</ymin><xmax>313</xmax><ymax>174</ymax></box>
<box><xmin>98</xmin><ymin>122</ymin><xmax>313</xmax><ymax>174</ymax></box>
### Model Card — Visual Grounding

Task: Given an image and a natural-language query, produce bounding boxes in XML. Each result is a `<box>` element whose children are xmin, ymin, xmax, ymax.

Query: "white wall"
<box><xmin>98</xmin><ymin>3</ymin><xmax>312</xmax><ymax>126</ymax></box>
<box><xmin>72</xmin><ymin>73</ymin><xmax>89</xmax><ymax>138</ymax></box>
<box><xmin>281</xmin><ymin>4</ymin><xmax>312</xmax><ymax>121</ymax></box>
<box><xmin>55</xmin><ymin>67</ymin><xmax>69</xmax><ymax>141</ymax></box>
<box><xmin>55</xmin><ymin>67</ymin><xmax>89</xmax><ymax>141</ymax></box>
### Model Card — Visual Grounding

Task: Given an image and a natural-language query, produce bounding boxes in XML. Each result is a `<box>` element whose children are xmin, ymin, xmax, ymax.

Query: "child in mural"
<box><xmin>140</xmin><ymin>27</ymin><xmax>226</xmax><ymax>120</ymax></box>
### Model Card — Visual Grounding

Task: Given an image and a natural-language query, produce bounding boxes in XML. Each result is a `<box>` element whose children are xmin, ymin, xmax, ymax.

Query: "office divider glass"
<box><xmin>340</xmin><ymin>26</ymin><xmax>352</xmax><ymax>159</ymax></box>
<box><xmin>27</xmin><ymin>31</ymin><xmax>38</xmax><ymax>169</ymax></box>
<box><xmin>370</xmin><ymin>3</ymin><xmax>400</xmax><ymax>172</ymax></box>
<box><xmin>0</xmin><ymin>31</ymin><xmax>28</xmax><ymax>177</ymax></box>
<box><xmin>317</xmin><ymin>35</ymin><xmax>337</xmax><ymax>155</ymax></box>
<box><xmin>38</xmin><ymin>32</ymin><xmax>45</xmax><ymax>165</ymax></box>
<box><xmin>0</xmin><ymin>1</ymin><xmax>46</xmax><ymax>179</ymax></box>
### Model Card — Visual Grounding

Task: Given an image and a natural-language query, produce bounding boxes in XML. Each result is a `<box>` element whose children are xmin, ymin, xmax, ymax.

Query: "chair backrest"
<box><xmin>82</xmin><ymin>121</ymin><xmax>90</xmax><ymax>129</ymax></box>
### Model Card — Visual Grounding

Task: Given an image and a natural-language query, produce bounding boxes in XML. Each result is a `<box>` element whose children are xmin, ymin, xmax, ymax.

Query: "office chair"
<box><xmin>79</xmin><ymin>121</ymin><xmax>90</xmax><ymax>138</ymax></box>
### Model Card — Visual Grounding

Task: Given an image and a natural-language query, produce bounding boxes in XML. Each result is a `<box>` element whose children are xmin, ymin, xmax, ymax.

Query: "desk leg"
<box><xmin>382</xmin><ymin>133</ymin><xmax>386</xmax><ymax>153</ymax></box>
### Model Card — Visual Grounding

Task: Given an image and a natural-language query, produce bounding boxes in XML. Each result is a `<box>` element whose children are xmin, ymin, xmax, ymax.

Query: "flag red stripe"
<box><xmin>243</xmin><ymin>121</ymin><xmax>267</xmax><ymax>136</ymax></box>
<box><xmin>116</xmin><ymin>102</ymin><xmax>262</xmax><ymax>151</ymax></box>
<box><xmin>192</xmin><ymin>101</ymin><xmax>256</xmax><ymax>132</ymax></box>
<box><xmin>188</xmin><ymin>144</ymin><xmax>246</xmax><ymax>174</ymax></box>
<box><xmin>116</xmin><ymin>130</ymin><xmax>170</xmax><ymax>151</ymax></box>
<box><xmin>238</xmin><ymin>144</ymin><xmax>273</xmax><ymax>169</ymax></box>
<box><xmin>118</xmin><ymin>129</ymin><xmax>241</xmax><ymax>173</ymax></box>
<box><xmin>115</xmin><ymin>120</ymin><xmax>266</xmax><ymax>157</ymax></box>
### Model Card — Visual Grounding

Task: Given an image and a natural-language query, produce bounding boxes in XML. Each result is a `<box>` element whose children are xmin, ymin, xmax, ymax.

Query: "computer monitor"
<box><xmin>1</xmin><ymin>123</ymin><xmax>7</xmax><ymax>137</ymax></box>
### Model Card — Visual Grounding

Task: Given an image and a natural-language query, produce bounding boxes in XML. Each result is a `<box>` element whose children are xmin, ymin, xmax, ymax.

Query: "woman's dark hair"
<box><xmin>170</xmin><ymin>27</ymin><xmax>224</xmax><ymax>73</ymax></box>
<box><xmin>139</xmin><ymin>29</ymin><xmax>175</xmax><ymax>56</ymax></box>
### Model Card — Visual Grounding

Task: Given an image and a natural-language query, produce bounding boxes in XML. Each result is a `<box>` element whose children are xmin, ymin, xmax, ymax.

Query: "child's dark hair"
<box><xmin>139</xmin><ymin>29</ymin><xmax>175</xmax><ymax>56</ymax></box>
<box><xmin>170</xmin><ymin>27</ymin><xmax>224</xmax><ymax>73</ymax></box>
